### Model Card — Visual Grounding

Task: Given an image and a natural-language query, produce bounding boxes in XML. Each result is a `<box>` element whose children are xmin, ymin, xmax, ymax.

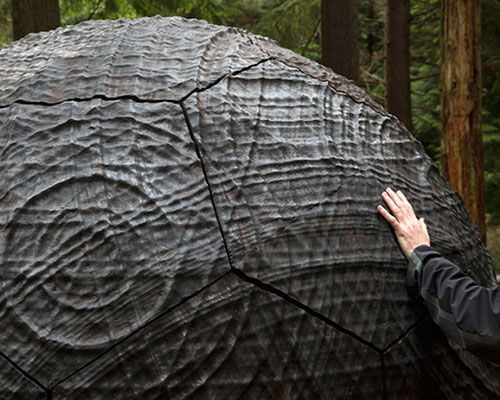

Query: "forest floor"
<box><xmin>487</xmin><ymin>225</ymin><xmax>500</xmax><ymax>274</ymax></box>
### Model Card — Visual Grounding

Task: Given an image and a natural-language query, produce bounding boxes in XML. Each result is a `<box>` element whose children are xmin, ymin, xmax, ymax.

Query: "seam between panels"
<box><xmin>230</xmin><ymin>268</ymin><xmax>382</xmax><ymax>354</ymax></box>
<box><xmin>179</xmin><ymin>90</ymin><xmax>381</xmax><ymax>354</ymax></box>
<box><xmin>49</xmin><ymin>271</ymin><xmax>230</xmax><ymax>391</ymax></box>
<box><xmin>382</xmin><ymin>316</ymin><xmax>426</xmax><ymax>354</ymax></box>
<box><xmin>0</xmin><ymin>349</ymin><xmax>47</xmax><ymax>392</ymax></box>
<box><xmin>180</xmin><ymin>85</ymin><xmax>395</xmax><ymax>358</ymax></box>
<box><xmin>178</xmin><ymin>56</ymin><xmax>274</xmax><ymax>268</ymax></box>
<box><xmin>179</xmin><ymin>102</ymin><xmax>236</xmax><ymax>271</ymax></box>
<box><xmin>180</xmin><ymin>57</ymin><xmax>272</xmax><ymax>103</ymax></box>
<box><xmin>0</xmin><ymin>94</ymin><xmax>180</xmax><ymax>109</ymax></box>
<box><xmin>0</xmin><ymin>58</ymin><xmax>273</xmax><ymax>110</ymax></box>
<box><xmin>379</xmin><ymin>316</ymin><xmax>427</xmax><ymax>400</ymax></box>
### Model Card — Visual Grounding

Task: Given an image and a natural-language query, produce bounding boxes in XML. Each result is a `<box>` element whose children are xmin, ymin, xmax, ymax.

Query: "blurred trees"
<box><xmin>0</xmin><ymin>0</ymin><xmax>11</xmax><ymax>45</ymax></box>
<box><xmin>59</xmin><ymin>0</ymin><xmax>242</xmax><ymax>26</ymax></box>
<box><xmin>409</xmin><ymin>0</ymin><xmax>441</xmax><ymax>161</ymax></box>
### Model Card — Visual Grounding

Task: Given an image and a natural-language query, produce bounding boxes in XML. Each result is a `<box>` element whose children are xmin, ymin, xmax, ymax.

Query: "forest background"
<box><xmin>0</xmin><ymin>0</ymin><xmax>499</xmax><ymax>269</ymax></box>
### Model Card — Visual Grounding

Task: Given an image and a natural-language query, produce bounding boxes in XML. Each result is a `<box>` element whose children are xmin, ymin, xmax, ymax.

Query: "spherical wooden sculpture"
<box><xmin>0</xmin><ymin>17</ymin><xmax>498</xmax><ymax>399</ymax></box>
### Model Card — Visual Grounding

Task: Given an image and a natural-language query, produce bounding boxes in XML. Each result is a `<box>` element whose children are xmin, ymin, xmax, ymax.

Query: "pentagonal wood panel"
<box><xmin>184</xmin><ymin>58</ymin><xmax>493</xmax><ymax>350</ymax></box>
<box><xmin>0</xmin><ymin>99</ymin><xmax>229</xmax><ymax>386</ymax></box>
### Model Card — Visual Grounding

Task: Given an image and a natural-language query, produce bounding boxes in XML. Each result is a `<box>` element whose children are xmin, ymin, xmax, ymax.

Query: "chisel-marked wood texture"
<box><xmin>0</xmin><ymin>16</ymin><xmax>499</xmax><ymax>399</ymax></box>
<box><xmin>53</xmin><ymin>274</ymin><xmax>383</xmax><ymax>399</ymax></box>
<box><xmin>0</xmin><ymin>17</ymin><xmax>269</xmax><ymax>105</ymax></box>
<box><xmin>0</xmin><ymin>354</ymin><xmax>46</xmax><ymax>399</ymax></box>
<box><xmin>0</xmin><ymin>99</ymin><xmax>229</xmax><ymax>387</ymax></box>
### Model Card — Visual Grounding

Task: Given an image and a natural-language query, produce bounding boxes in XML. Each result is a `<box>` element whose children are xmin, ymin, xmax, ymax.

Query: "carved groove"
<box><xmin>230</xmin><ymin>267</ymin><xmax>381</xmax><ymax>353</ymax></box>
<box><xmin>0</xmin><ymin>349</ymin><xmax>47</xmax><ymax>391</ymax></box>
<box><xmin>50</xmin><ymin>271</ymin><xmax>230</xmax><ymax>390</ymax></box>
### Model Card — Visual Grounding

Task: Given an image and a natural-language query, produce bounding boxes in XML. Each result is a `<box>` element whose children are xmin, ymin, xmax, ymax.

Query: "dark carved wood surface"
<box><xmin>0</xmin><ymin>355</ymin><xmax>46</xmax><ymax>399</ymax></box>
<box><xmin>53</xmin><ymin>274</ymin><xmax>384</xmax><ymax>399</ymax></box>
<box><xmin>0</xmin><ymin>17</ymin><xmax>268</xmax><ymax>105</ymax></box>
<box><xmin>184</xmin><ymin>58</ymin><xmax>495</xmax><ymax>348</ymax></box>
<box><xmin>0</xmin><ymin>99</ymin><xmax>229</xmax><ymax>387</ymax></box>
<box><xmin>0</xmin><ymin>16</ymin><xmax>499</xmax><ymax>399</ymax></box>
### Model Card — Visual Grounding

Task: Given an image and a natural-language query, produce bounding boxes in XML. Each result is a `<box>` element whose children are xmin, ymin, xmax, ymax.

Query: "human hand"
<box><xmin>377</xmin><ymin>188</ymin><xmax>430</xmax><ymax>260</ymax></box>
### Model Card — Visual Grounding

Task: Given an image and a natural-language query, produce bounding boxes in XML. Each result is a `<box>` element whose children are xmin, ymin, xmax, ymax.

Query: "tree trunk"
<box><xmin>441</xmin><ymin>0</ymin><xmax>484</xmax><ymax>241</ymax></box>
<box><xmin>321</xmin><ymin>0</ymin><xmax>359</xmax><ymax>83</ymax></box>
<box><xmin>11</xmin><ymin>0</ymin><xmax>60</xmax><ymax>41</ymax></box>
<box><xmin>384</xmin><ymin>0</ymin><xmax>412</xmax><ymax>131</ymax></box>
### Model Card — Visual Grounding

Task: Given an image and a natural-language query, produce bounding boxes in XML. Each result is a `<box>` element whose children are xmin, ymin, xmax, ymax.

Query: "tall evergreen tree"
<box><xmin>441</xmin><ymin>0</ymin><xmax>485</xmax><ymax>240</ymax></box>
<box><xmin>11</xmin><ymin>0</ymin><xmax>60</xmax><ymax>40</ymax></box>
<box><xmin>385</xmin><ymin>0</ymin><xmax>412</xmax><ymax>131</ymax></box>
<box><xmin>321</xmin><ymin>0</ymin><xmax>359</xmax><ymax>82</ymax></box>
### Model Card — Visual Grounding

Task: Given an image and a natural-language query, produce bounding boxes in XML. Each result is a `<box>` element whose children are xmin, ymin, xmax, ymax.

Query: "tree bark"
<box><xmin>321</xmin><ymin>0</ymin><xmax>359</xmax><ymax>83</ymax></box>
<box><xmin>384</xmin><ymin>0</ymin><xmax>412</xmax><ymax>131</ymax></box>
<box><xmin>11</xmin><ymin>0</ymin><xmax>60</xmax><ymax>41</ymax></box>
<box><xmin>441</xmin><ymin>0</ymin><xmax>484</xmax><ymax>241</ymax></box>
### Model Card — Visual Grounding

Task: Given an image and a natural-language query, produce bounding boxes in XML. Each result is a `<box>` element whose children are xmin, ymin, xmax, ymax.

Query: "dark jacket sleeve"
<box><xmin>408</xmin><ymin>244</ymin><xmax>500</xmax><ymax>364</ymax></box>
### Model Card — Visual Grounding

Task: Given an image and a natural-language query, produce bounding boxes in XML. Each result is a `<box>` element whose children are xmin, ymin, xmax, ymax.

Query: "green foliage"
<box><xmin>486</xmin><ymin>172</ymin><xmax>500</xmax><ymax>225</ymax></box>
<box><xmin>61</xmin><ymin>0</ymin><xmax>136</xmax><ymax>24</ymax></box>
<box><xmin>409</xmin><ymin>0</ymin><xmax>441</xmax><ymax>162</ymax></box>
<box><xmin>60</xmin><ymin>0</ymin><xmax>244</xmax><ymax>25</ymax></box>
<box><xmin>0</xmin><ymin>0</ymin><xmax>11</xmax><ymax>47</ymax></box>
<box><xmin>487</xmin><ymin>225</ymin><xmax>500</xmax><ymax>274</ymax></box>
<box><xmin>358</xmin><ymin>0</ymin><xmax>384</xmax><ymax>101</ymax></box>
<box><xmin>483</xmin><ymin>0</ymin><xmax>500</xmax><ymax>139</ymax></box>
<box><xmin>484</xmin><ymin>136</ymin><xmax>500</xmax><ymax>225</ymax></box>
<box><xmin>242</xmin><ymin>0</ymin><xmax>321</xmax><ymax>62</ymax></box>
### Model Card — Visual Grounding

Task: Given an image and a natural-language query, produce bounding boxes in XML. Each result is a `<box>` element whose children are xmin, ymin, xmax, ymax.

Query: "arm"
<box><xmin>378</xmin><ymin>188</ymin><xmax>500</xmax><ymax>364</ymax></box>
<box><xmin>411</xmin><ymin>245</ymin><xmax>500</xmax><ymax>364</ymax></box>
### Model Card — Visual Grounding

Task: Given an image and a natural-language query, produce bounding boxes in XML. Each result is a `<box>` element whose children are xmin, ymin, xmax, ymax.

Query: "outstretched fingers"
<box><xmin>387</xmin><ymin>187</ymin><xmax>404</xmax><ymax>207</ymax></box>
<box><xmin>378</xmin><ymin>205</ymin><xmax>399</xmax><ymax>229</ymax></box>
<box><xmin>384</xmin><ymin>187</ymin><xmax>417</xmax><ymax>220</ymax></box>
<box><xmin>396</xmin><ymin>189</ymin><xmax>417</xmax><ymax>218</ymax></box>
<box><xmin>381</xmin><ymin>189</ymin><xmax>403</xmax><ymax>220</ymax></box>
<box><xmin>396</xmin><ymin>189</ymin><xmax>409</xmax><ymax>205</ymax></box>
<box><xmin>378</xmin><ymin>189</ymin><xmax>431</xmax><ymax>259</ymax></box>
